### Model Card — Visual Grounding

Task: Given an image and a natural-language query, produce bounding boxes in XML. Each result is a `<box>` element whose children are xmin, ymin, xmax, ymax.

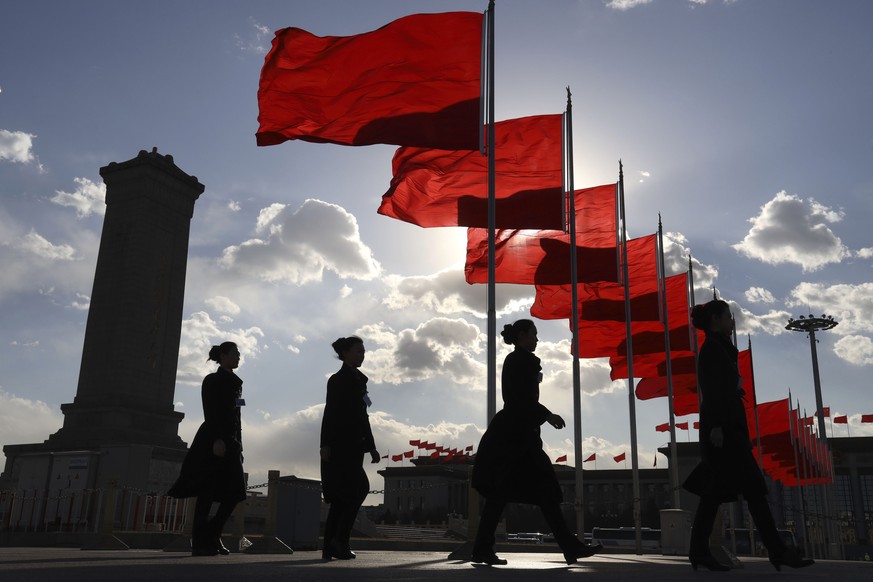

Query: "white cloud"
<box><xmin>228</xmin><ymin>201</ymin><xmax>241</xmax><ymax>212</ymax></box>
<box><xmin>607</xmin><ymin>0</ymin><xmax>653</xmax><ymax>10</ymax></box>
<box><xmin>71</xmin><ymin>293</ymin><xmax>90</xmax><ymax>310</ymax></box>
<box><xmin>857</xmin><ymin>248</ymin><xmax>873</xmax><ymax>259</ymax></box>
<box><xmin>18</xmin><ymin>231</ymin><xmax>77</xmax><ymax>261</ymax></box>
<box><xmin>733</xmin><ymin>191</ymin><xmax>849</xmax><ymax>272</ymax></box>
<box><xmin>50</xmin><ymin>177</ymin><xmax>106</xmax><ymax>218</ymax></box>
<box><xmin>787</xmin><ymin>282</ymin><xmax>873</xmax><ymax>335</ymax></box>
<box><xmin>727</xmin><ymin>300</ymin><xmax>792</xmax><ymax>337</ymax></box>
<box><xmin>383</xmin><ymin>268</ymin><xmax>533</xmax><ymax>318</ymax></box>
<box><xmin>0</xmin><ymin>390</ymin><xmax>64</xmax><ymax>453</ymax></box>
<box><xmin>833</xmin><ymin>335</ymin><xmax>873</xmax><ymax>366</ymax></box>
<box><xmin>0</xmin><ymin>129</ymin><xmax>35</xmax><ymax>164</ymax></box>
<box><xmin>205</xmin><ymin>295</ymin><xmax>241</xmax><ymax>315</ymax></box>
<box><xmin>219</xmin><ymin>199</ymin><xmax>381</xmax><ymax>285</ymax></box>
<box><xmin>176</xmin><ymin>311</ymin><xmax>265</xmax><ymax>386</ymax></box>
<box><xmin>744</xmin><ymin>286</ymin><xmax>776</xmax><ymax>304</ymax></box>
<box><xmin>233</xmin><ymin>17</ymin><xmax>272</xmax><ymax>55</ymax></box>
<box><xmin>663</xmin><ymin>232</ymin><xmax>719</xmax><ymax>294</ymax></box>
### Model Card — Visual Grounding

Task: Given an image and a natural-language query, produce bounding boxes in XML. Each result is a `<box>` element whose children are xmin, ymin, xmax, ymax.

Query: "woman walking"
<box><xmin>685</xmin><ymin>300</ymin><xmax>814</xmax><ymax>571</ymax></box>
<box><xmin>169</xmin><ymin>341</ymin><xmax>246</xmax><ymax>556</ymax></box>
<box><xmin>320</xmin><ymin>336</ymin><xmax>380</xmax><ymax>560</ymax></box>
<box><xmin>471</xmin><ymin>319</ymin><xmax>600</xmax><ymax>565</ymax></box>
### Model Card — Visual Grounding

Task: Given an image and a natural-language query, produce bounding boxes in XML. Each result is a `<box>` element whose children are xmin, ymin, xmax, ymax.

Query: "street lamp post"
<box><xmin>785</xmin><ymin>313</ymin><xmax>839</xmax><ymax>559</ymax></box>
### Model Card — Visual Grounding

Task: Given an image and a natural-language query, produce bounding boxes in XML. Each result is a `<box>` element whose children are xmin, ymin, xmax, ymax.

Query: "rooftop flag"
<box><xmin>257</xmin><ymin>12</ymin><xmax>482</xmax><ymax>149</ymax></box>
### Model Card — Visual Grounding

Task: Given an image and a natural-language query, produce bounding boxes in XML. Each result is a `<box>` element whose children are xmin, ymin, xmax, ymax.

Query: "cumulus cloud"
<box><xmin>732</xmin><ymin>191</ymin><xmax>849</xmax><ymax>272</ymax></box>
<box><xmin>833</xmin><ymin>335</ymin><xmax>873</xmax><ymax>366</ymax></box>
<box><xmin>50</xmin><ymin>177</ymin><xmax>106</xmax><ymax>218</ymax></box>
<box><xmin>18</xmin><ymin>231</ymin><xmax>77</xmax><ymax>261</ymax></box>
<box><xmin>607</xmin><ymin>0</ymin><xmax>653</xmax><ymax>10</ymax></box>
<box><xmin>0</xmin><ymin>390</ymin><xmax>64</xmax><ymax>455</ymax></box>
<box><xmin>383</xmin><ymin>268</ymin><xmax>533</xmax><ymax>318</ymax></box>
<box><xmin>359</xmin><ymin>317</ymin><xmax>485</xmax><ymax>386</ymax></box>
<box><xmin>857</xmin><ymin>248</ymin><xmax>873</xmax><ymax>259</ymax></box>
<box><xmin>787</xmin><ymin>282</ymin><xmax>873</xmax><ymax>336</ymax></box>
<box><xmin>176</xmin><ymin>311</ymin><xmax>265</xmax><ymax>386</ymax></box>
<box><xmin>219</xmin><ymin>199</ymin><xmax>381</xmax><ymax>285</ymax></box>
<box><xmin>663</xmin><ymin>231</ymin><xmax>718</xmax><ymax>293</ymax></box>
<box><xmin>744</xmin><ymin>286</ymin><xmax>776</xmax><ymax>304</ymax></box>
<box><xmin>727</xmin><ymin>300</ymin><xmax>792</xmax><ymax>337</ymax></box>
<box><xmin>205</xmin><ymin>295</ymin><xmax>241</xmax><ymax>315</ymax></box>
<box><xmin>0</xmin><ymin>129</ymin><xmax>35</xmax><ymax>164</ymax></box>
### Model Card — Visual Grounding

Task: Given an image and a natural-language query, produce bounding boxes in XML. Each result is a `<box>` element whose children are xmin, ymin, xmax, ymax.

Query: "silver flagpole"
<box><xmin>657</xmin><ymin>217</ymin><xmax>681</xmax><ymax>510</ymax></box>
<box><xmin>485</xmin><ymin>0</ymin><xmax>497</xmax><ymax>425</ymax></box>
<box><xmin>618</xmin><ymin>162</ymin><xmax>643</xmax><ymax>554</ymax></box>
<box><xmin>565</xmin><ymin>89</ymin><xmax>585</xmax><ymax>537</ymax></box>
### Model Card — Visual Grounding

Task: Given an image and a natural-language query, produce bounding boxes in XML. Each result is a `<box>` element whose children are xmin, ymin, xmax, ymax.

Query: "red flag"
<box><xmin>423</xmin><ymin>442</ymin><xmax>436</xmax><ymax>450</ymax></box>
<box><xmin>443</xmin><ymin>452</ymin><xmax>455</xmax><ymax>462</ymax></box>
<box><xmin>391</xmin><ymin>453</ymin><xmax>403</xmax><ymax>462</ymax></box>
<box><xmin>379</xmin><ymin>114</ymin><xmax>564</xmax><ymax>228</ymax></box>
<box><xmin>403</xmin><ymin>450</ymin><xmax>414</xmax><ymax>458</ymax></box>
<box><xmin>555</xmin><ymin>454</ymin><xmax>568</xmax><ymax>463</ymax></box>
<box><xmin>655</xmin><ymin>422</ymin><xmax>670</xmax><ymax>432</ymax></box>
<box><xmin>833</xmin><ymin>415</ymin><xmax>848</xmax><ymax>424</ymax></box>
<box><xmin>583</xmin><ymin>453</ymin><xmax>596</xmax><ymax>462</ymax></box>
<box><xmin>816</xmin><ymin>407</ymin><xmax>830</xmax><ymax>418</ymax></box>
<box><xmin>693</xmin><ymin>421</ymin><xmax>700</xmax><ymax>429</ymax></box>
<box><xmin>257</xmin><ymin>12</ymin><xmax>482</xmax><ymax>149</ymax></box>
<box><xmin>465</xmin><ymin>229</ymin><xmax>619</xmax><ymax>285</ymax></box>
<box><xmin>613</xmin><ymin>453</ymin><xmax>626</xmax><ymax>463</ymax></box>
<box><xmin>409</xmin><ymin>439</ymin><xmax>420</xmax><ymax>447</ymax></box>
<box><xmin>430</xmin><ymin>451</ymin><xmax>440</xmax><ymax>458</ymax></box>
<box><xmin>676</xmin><ymin>422</ymin><xmax>689</xmax><ymax>430</ymax></box>
<box><xmin>465</xmin><ymin>445</ymin><xmax>474</xmax><ymax>451</ymax></box>
<box><xmin>532</xmin><ymin>234</ymin><xmax>658</xmax><ymax>321</ymax></box>
<box><xmin>862</xmin><ymin>414</ymin><xmax>873</xmax><ymax>423</ymax></box>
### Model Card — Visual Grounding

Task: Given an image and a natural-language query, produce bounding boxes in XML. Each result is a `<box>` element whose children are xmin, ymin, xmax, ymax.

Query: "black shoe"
<box><xmin>769</xmin><ymin>548</ymin><xmax>814</xmax><ymax>571</ymax></box>
<box><xmin>214</xmin><ymin>535</ymin><xmax>230</xmax><ymax>555</ymax></box>
<box><xmin>562</xmin><ymin>539</ymin><xmax>603</xmax><ymax>564</ymax></box>
<box><xmin>471</xmin><ymin>551</ymin><xmax>508</xmax><ymax>566</ymax></box>
<box><xmin>689</xmin><ymin>553</ymin><xmax>730</xmax><ymax>571</ymax></box>
<box><xmin>325</xmin><ymin>542</ymin><xmax>355</xmax><ymax>560</ymax></box>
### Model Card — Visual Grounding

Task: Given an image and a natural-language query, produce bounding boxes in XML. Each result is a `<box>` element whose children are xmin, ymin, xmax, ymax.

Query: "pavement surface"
<box><xmin>0</xmin><ymin>547</ymin><xmax>868</xmax><ymax>582</ymax></box>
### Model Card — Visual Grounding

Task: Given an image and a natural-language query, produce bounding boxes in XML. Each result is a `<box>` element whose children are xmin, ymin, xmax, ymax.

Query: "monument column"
<box><xmin>49</xmin><ymin>148</ymin><xmax>204</xmax><ymax>449</ymax></box>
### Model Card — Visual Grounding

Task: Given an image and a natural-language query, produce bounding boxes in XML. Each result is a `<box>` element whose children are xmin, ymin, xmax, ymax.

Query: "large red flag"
<box><xmin>532</xmin><ymin>234</ymin><xmax>658</xmax><ymax>320</ymax></box>
<box><xmin>465</xmin><ymin>229</ymin><xmax>619</xmax><ymax>284</ymax></box>
<box><xmin>379</xmin><ymin>114</ymin><xmax>564</xmax><ymax>228</ymax></box>
<box><xmin>257</xmin><ymin>12</ymin><xmax>482</xmax><ymax>149</ymax></box>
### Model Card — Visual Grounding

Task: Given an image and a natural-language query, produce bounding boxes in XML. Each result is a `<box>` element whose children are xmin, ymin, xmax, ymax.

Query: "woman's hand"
<box><xmin>370</xmin><ymin>449</ymin><xmax>381</xmax><ymax>464</ymax></box>
<box><xmin>709</xmin><ymin>427</ymin><xmax>724</xmax><ymax>448</ymax></box>
<box><xmin>212</xmin><ymin>438</ymin><xmax>226</xmax><ymax>457</ymax></box>
<box><xmin>547</xmin><ymin>414</ymin><xmax>566</xmax><ymax>430</ymax></box>
<box><xmin>320</xmin><ymin>446</ymin><xmax>331</xmax><ymax>462</ymax></box>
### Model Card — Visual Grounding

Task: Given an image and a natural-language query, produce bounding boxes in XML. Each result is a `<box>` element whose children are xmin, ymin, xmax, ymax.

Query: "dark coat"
<box><xmin>168</xmin><ymin>367</ymin><xmax>246</xmax><ymax>503</ymax></box>
<box><xmin>320</xmin><ymin>364</ymin><xmax>376</xmax><ymax>505</ymax></box>
<box><xmin>472</xmin><ymin>348</ymin><xmax>562</xmax><ymax>505</ymax></box>
<box><xmin>684</xmin><ymin>332</ymin><xmax>766</xmax><ymax>501</ymax></box>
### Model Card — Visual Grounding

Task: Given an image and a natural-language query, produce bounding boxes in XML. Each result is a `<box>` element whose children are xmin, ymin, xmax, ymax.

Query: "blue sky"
<box><xmin>2</xmin><ymin>0</ymin><xmax>872</xmax><ymax>502</ymax></box>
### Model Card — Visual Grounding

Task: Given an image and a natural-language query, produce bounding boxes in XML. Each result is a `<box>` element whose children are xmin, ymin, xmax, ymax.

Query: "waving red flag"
<box><xmin>391</xmin><ymin>453</ymin><xmax>403</xmax><ymax>462</ymax></box>
<box><xmin>833</xmin><ymin>415</ymin><xmax>848</xmax><ymax>424</ymax></box>
<box><xmin>862</xmin><ymin>414</ymin><xmax>873</xmax><ymax>423</ymax></box>
<box><xmin>693</xmin><ymin>421</ymin><xmax>700</xmax><ymax>429</ymax></box>
<box><xmin>532</xmin><ymin>234</ymin><xmax>658</xmax><ymax>321</ymax></box>
<box><xmin>583</xmin><ymin>453</ymin><xmax>596</xmax><ymax>462</ymax></box>
<box><xmin>609</xmin><ymin>350</ymin><xmax>697</xmax><ymax>381</ymax></box>
<box><xmin>815</xmin><ymin>407</ymin><xmax>830</xmax><ymax>417</ymax></box>
<box><xmin>409</xmin><ymin>439</ymin><xmax>420</xmax><ymax>447</ymax></box>
<box><xmin>655</xmin><ymin>422</ymin><xmax>670</xmax><ymax>432</ymax></box>
<box><xmin>403</xmin><ymin>450</ymin><xmax>414</xmax><ymax>458</ymax></box>
<box><xmin>676</xmin><ymin>422</ymin><xmax>689</xmax><ymax>430</ymax></box>
<box><xmin>257</xmin><ymin>12</ymin><xmax>482</xmax><ymax>149</ymax></box>
<box><xmin>613</xmin><ymin>452</ymin><xmax>626</xmax><ymax>463</ymax></box>
<box><xmin>379</xmin><ymin>114</ymin><xmax>563</xmax><ymax>228</ymax></box>
<box><xmin>555</xmin><ymin>454</ymin><xmax>568</xmax><ymax>463</ymax></box>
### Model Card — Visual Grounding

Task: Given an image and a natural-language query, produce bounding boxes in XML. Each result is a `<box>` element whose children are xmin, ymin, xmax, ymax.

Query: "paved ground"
<box><xmin>0</xmin><ymin>547</ymin><xmax>868</xmax><ymax>582</ymax></box>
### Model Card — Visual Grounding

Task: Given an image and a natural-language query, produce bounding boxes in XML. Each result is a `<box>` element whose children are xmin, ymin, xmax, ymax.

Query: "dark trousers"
<box><xmin>192</xmin><ymin>497</ymin><xmax>238</xmax><ymax>548</ymax></box>
<box><xmin>473</xmin><ymin>496</ymin><xmax>573</xmax><ymax>553</ymax></box>
<box><xmin>690</xmin><ymin>492</ymin><xmax>784</xmax><ymax>556</ymax></box>
<box><xmin>324</xmin><ymin>498</ymin><xmax>364</xmax><ymax>551</ymax></box>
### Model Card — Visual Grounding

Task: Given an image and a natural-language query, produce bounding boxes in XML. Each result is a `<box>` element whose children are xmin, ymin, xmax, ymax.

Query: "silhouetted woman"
<box><xmin>685</xmin><ymin>300</ymin><xmax>813</xmax><ymax>571</ymax></box>
<box><xmin>471</xmin><ymin>319</ymin><xmax>600</xmax><ymax>566</ymax></box>
<box><xmin>169</xmin><ymin>341</ymin><xmax>246</xmax><ymax>556</ymax></box>
<box><xmin>320</xmin><ymin>336</ymin><xmax>380</xmax><ymax>560</ymax></box>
